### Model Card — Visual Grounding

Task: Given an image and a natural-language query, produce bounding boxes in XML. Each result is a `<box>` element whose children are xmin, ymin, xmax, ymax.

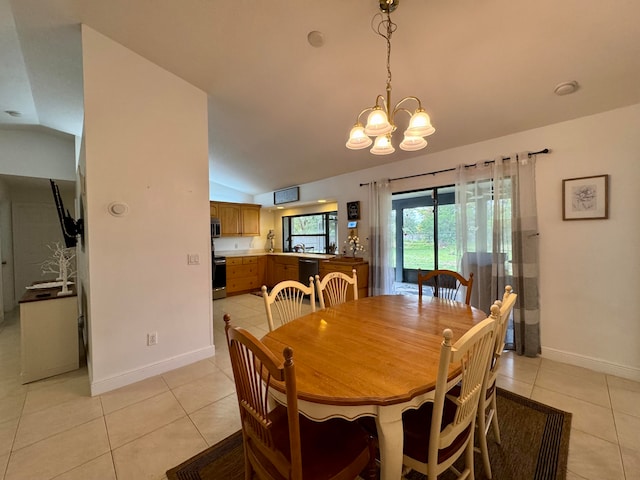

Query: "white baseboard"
<box><xmin>89</xmin><ymin>345</ymin><xmax>216</xmax><ymax>396</ymax></box>
<box><xmin>542</xmin><ymin>346</ymin><xmax>640</xmax><ymax>382</ymax></box>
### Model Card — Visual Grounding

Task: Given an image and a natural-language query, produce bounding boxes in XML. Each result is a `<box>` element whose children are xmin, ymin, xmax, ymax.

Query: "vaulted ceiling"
<box><xmin>2</xmin><ymin>0</ymin><xmax>639</xmax><ymax>195</ymax></box>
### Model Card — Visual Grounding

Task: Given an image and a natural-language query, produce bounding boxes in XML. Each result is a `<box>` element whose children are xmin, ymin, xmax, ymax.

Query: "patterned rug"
<box><xmin>167</xmin><ymin>388</ymin><xmax>571</xmax><ymax>480</ymax></box>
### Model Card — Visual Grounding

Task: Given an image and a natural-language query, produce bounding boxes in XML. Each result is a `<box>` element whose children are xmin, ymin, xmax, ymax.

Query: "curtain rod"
<box><xmin>359</xmin><ymin>148</ymin><xmax>550</xmax><ymax>187</ymax></box>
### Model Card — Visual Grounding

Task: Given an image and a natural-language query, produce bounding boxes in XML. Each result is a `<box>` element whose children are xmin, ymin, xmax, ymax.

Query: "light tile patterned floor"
<box><xmin>0</xmin><ymin>294</ymin><xmax>638</xmax><ymax>479</ymax></box>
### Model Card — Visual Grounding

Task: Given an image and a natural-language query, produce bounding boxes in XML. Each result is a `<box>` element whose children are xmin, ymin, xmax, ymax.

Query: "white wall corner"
<box><xmin>541</xmin><ymin>346</ymin><xmax>640</xmax><ymax>383</ymax></box>
<box><xmin>89</xmin><ymin>345</ymin><xmax>215</xmax><ymax>396</ymax></box>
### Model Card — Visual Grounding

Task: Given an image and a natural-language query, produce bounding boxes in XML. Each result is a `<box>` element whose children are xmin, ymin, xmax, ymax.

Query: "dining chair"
<box><xmin>223</xmin><ymin>314</ymin><xmax>378</xmax><ymax>480</ymax></box>
<box><xmin>315</xmin><ymin>269</ymin><xmax>358</xmax><ymax>309</ymax></box>
<box><xmin>476</xmin><ymin>285</ymin><xmax>517</xmax><ymax>479</ymax></box>
<box><xmin>401</xmin><ymin>314</ymin><xmax>496</xmax><ymax>479</ymax></box>
<box><xmin>417</xmin><ymin>269</ymin><xmax>474</xmax><ymax>305</ymax></box>
<box><xmin>262</xmin><ymin>278</ymin><xmax>316</xmax><ymax>331</ymax></box>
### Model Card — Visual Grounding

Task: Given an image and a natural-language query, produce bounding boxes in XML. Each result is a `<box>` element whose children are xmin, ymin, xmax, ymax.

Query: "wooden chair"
<box><xmin>401</xmin><ymin>315</ymin><xmax>496</xmax><ymax>479</ymax></box>
<box><xmin>476</xmin><ymin>286</ymin><xmax>517</xmax><ymax>479</ymax></box>
<box><xmin>223</xmin><ymin>314</ymin><xmax>377</xmax><ymax>480</ymax></box>
<box><xmin>417</xmin><ymin>269</ymin><xmax>474</xmax><ymax>305</ymax></box>
<box><xmin>262</xmin><ymin>278</ymin><xmax>315</xmax><ymax>332</ymax></box>
<box><xmin>315</xmin><ymin>269</ymin><xmax>358</xmax><ymax>309</ymax></box>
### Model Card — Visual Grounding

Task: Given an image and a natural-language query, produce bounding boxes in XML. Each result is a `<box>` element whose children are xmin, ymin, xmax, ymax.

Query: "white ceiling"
<box><xmin>1</xmin><ymin>0</ymin><xmax>639</xmax><ymax>196</ymax></box>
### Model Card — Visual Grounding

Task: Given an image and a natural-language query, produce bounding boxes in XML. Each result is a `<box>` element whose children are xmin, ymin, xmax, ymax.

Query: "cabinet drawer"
<box><xmin>273</xmin><ymin>256</ymin><xmax>298</xmax><ymax>266</ymax></box>
<box><xmin>227</xmin><ymin>256</ymin><xmax>258</xmax><ymax>267</ymax></box>
<box><xmin>227</xmin><ymin>264</ymin><xmax>257</xmax><ymax>279</ymax></box>
<box><xmin>227</xmin><ymin>257</ymin><xmax>243</xmax><ymax>266</ymax></box>
<box><xmin>227</xmin><ymin>276</ymin><xmax>260</xmax><ymax>293</ymax></box>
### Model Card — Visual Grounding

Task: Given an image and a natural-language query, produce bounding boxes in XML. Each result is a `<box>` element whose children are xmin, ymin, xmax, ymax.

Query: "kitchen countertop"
<box><xmin>217</xmin><ymin>251</ymin><xmax>337</xmax><ymax>260</ymax></box>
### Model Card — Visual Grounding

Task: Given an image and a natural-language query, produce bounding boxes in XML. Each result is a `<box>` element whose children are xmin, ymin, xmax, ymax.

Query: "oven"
<box><xmin>212</xmin><ymin>256</ymin><xmax>226</xmax><ymax>300</ymax></box>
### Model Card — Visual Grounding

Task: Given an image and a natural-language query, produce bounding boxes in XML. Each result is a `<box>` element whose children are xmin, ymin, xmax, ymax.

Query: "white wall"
<box><xmin>81</xmin><ymin>26</ymin><xmax>213</xmax><ymax>395</ymax></box>
<box><xmin>0</xmin><ymin>129</ymin><xmax>76</xmax><ymax>181</ymax></box>
<box><xmin>255</xmin><ymin>103</ymin><xmax>640</xmax><ymax>381</ymax></box>
<box><xmin>209</xmin><ymin>181</ymin><xmax>253</xmax><ymax>204</ymax></box>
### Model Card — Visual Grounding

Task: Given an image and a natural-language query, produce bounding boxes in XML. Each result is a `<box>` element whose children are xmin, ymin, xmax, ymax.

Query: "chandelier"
<box><xmin>346</xmin><ymin>0</ymin><xmax>435</xmax><ymax>155</ymax></box>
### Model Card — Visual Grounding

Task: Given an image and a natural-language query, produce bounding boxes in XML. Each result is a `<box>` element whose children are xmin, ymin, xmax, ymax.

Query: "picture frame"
<box><xmin>562</xmin><ymin>174</ymin><xmax>609</xmax><ymax>220</ymax></box>
<box><xmin>347</xmin><ymin>201</ymin><xmax>360</xmax><ymax>220</ymax></box>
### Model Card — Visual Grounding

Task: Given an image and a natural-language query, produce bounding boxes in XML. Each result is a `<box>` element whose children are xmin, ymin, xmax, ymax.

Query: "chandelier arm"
<box><xmin>390</xmin><ymin>107</ymin><xmax>413</xmax><ymax>122</ymax></box>
<box><xmin>354</xmin><ymin>93</ymin><xmax>389</xmax><ymax>123</ymax></box>
<box><xmin>393</xmin><ymin>96</ymin><xmax>424</xmax><ymax>112</ymax></box>
<box><xmin>354</xmin><ymin>107</ymin><xmax>374</xmax><ymax>125</ymax></box>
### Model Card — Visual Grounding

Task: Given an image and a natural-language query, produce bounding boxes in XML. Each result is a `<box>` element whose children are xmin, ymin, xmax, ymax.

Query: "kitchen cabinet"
<box><xmin>209</xmin><ymin>201</ymin><xmax>219</xmax><ymax>218</ymax></box>
<box><xmin>214</xmin><ymin>201</ymin><xmax>261</xmax><ymax>237</ymax></box>
<box><xmin>226</xmin><ymin>256</ymin><xmax>260</xmax><ymax>295</ymax></box>
<box><xmin>19</xmin><ymin>287</ymin><xmax>79</xmax><ymax>384</ymax></box>
<box><xmin>241</xmin><ymin>205</ymin><xmax>260</xmax><ymax>236</ymax></box>
<box><xmin>257</xmin><ymin>256</ymin><xmax>267</xmax><ymax>288</ymax></box>
<box><xmin>319</xmin><ymin>259</ymin><xmax>369</xmax><ymax>300</ymax></box>
<box><xmin>269</xmin><ymin>255</ymin><xmax>299</xmax><ymax>286</ymax></box>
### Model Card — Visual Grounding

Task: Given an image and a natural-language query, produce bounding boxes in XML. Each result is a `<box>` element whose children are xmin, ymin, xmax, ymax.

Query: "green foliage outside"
<box><xmin>402</xmin><ymin>241</ymin><xmax>458</xmax><ymax>270</ymax></box>
<box><xmin>396</xmin><ymin>204</ymin><xmax>458</xmax><ymax>270</ymax></box>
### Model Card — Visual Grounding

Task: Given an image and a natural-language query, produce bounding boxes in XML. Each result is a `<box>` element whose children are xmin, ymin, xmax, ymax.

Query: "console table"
<box><xmin>19</xmin><ymin>286</ymin><xmax>79</xmax><ymax>384</ymax></box>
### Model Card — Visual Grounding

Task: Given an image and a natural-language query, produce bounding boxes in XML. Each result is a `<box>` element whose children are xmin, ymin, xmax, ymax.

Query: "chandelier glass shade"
<box><xmin>346</xmin><ymin>0</ymin><xmax>435</xmax><ymax>154</ymax></box>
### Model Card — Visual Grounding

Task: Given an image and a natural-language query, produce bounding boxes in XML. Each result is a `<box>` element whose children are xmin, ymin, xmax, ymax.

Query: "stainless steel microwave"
<box><xmin>211</xmin><ymin>218</ymin><xmax>221</xmax><ymax>238</ymax></box>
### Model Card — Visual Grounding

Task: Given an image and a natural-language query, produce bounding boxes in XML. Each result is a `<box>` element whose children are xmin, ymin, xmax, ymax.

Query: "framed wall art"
<box><xmin>347</xmin><ymin>201</ymin><xmax>360</xmax><ymax>220</ymax></box>
<box><xmin>562</xmin><ymin>174</ymin><xmax>609</xmax><ymax>220</ymax></box>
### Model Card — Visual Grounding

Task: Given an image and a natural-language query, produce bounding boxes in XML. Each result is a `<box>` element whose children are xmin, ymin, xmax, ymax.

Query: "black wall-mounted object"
<box><xmin>274</xmin><ymin>186</ymin><xmax>299</xmax><ymax>205</ymax></box>
<box><xmin>50</xmin><ymin>179</ymin><xmax>83</xmax><ymax>248</ymax></box>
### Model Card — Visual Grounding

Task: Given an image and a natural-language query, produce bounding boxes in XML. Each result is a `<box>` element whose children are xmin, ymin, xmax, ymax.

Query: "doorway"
<box><xmin>391</xmin><ymin>186</ymin><xmax>456</xmax><ymax>289</ymax></box>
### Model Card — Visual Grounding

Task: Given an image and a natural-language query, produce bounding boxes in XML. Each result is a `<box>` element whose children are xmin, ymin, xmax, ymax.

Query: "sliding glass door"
<box><xmin>391</xmin><ymin>186</ymin><xmax>456</xmax><ymax>284</ymax></box>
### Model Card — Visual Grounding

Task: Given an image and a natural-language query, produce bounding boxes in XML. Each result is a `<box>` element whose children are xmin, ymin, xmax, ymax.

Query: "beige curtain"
<box><xmin>456</xmin><ymin>153</ymin><xmax>540</xmax><ymax>356</ymax></box>
<box><xmin>368</xmin><ymin>179</ymin><xmax>394</xmax><ymax>295</ymax></box>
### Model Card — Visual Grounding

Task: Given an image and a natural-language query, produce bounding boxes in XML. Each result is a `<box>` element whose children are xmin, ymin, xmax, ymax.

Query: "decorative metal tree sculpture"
<box><xmin>40</xmin><ymin>242</ymin><xmax>76</xmax><ymax>296</ymax></box>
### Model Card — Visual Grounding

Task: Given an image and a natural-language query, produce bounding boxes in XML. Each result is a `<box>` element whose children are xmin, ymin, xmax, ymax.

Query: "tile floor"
<box><xmin>0</xmin><ymin>293</ymin><xmax>639</xmax><ymax>479</ymax></box>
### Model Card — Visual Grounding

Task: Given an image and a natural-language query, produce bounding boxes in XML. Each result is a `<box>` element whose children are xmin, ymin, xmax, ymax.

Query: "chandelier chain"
<box><xmin>371</xmin><ymin>9</ymin><xmax>397</xmax><ymax>95</ymax></box>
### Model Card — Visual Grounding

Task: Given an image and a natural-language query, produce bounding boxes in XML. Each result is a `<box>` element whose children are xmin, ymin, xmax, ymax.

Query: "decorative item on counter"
<box><xmin>344</xmin><ymin>234</ymin><xmax>365</xmax><ymax>257</ymax></box>
<box><xmin>266</xmin><ymin>229</ymin><xmax>275</xmax><ymax>253</ymax></box>
<box><xmin>39</xmin><ymin>242</ymin><xmax>76</xmax><ymax>296</ymax></box>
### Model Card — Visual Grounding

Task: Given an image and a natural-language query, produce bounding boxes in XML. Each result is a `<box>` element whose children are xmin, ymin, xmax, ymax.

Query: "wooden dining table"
<box><xmin>261</xmin><ymin>294</ymin><xmax>487</xmax><ymax>480</ymax></box>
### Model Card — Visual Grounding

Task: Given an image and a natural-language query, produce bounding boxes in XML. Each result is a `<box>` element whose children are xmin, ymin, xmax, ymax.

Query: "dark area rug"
<box><xmin>167</xmin><ymin>388</ymin><xmax>571</xmax><ymax>480</ymax></box>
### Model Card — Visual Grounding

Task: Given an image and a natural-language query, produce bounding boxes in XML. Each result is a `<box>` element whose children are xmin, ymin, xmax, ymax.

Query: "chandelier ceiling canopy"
<box><xmin>346</xmin><ymin>0</ymin><xmax>435</xmax><ymax>155</ymax></box>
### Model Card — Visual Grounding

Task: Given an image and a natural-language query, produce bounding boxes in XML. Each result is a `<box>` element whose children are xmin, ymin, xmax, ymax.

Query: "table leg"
<box><xmin>376</xmin><ymin>407</ymin><xmax>404</xmax><ymax>480</ymax></box>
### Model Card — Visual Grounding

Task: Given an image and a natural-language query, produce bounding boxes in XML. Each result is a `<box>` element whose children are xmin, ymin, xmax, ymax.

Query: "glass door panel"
<box><xmin>403</xmin><ymin>206</ymin><xmax>434</xmax><ymax>271</ymax></box>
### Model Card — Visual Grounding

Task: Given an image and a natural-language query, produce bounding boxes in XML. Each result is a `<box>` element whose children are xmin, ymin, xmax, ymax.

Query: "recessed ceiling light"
<box><xmin>4</xmin><ymin>110</ymin><xmax>22</xmax><ymax>117</ymax></box>
<box><xmin>307</xmin><ymin>30</ymin><xmax>324</xmax><ymax>48</ymax></box>
<box><xmin>318</xmin><ymin>199</ymin><xmax>327</xmax><ymax>203</ymax></box>
<box><xmin>554</xmin><ymin>81</ymin><xmax>579</xmax><ymax>96</ymax></box>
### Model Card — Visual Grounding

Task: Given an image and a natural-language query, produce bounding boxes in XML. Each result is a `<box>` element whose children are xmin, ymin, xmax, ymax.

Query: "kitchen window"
<box><xmin>282</xmin><ymin>211</ymin><xmax>337</xmax><ymax>254</ymax></box>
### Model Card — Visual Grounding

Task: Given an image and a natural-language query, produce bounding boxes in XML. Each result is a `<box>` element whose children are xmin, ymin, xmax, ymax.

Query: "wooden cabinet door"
<box><xmin>257</xmin><ymin>256</ymin><xmax>267</xmax><ymax>288</ymax></box>
<box><xmin>241</xmin><ymin>206</ymin><xmax>260</xmax><ymax>236</ymax></box>
<box><xmin>272</xmin><ymin>256</ymin><xmax>300</xmax><ymax>285</ymax></box>
<box><xmin>219</xmin><ymin>204</ymin><xmax>241</xmax><ymax>236</ymax></box>
<box><xmin>266</xmin><ymin>256</ymin><xmax>276</xmax><ymax>287</ymax></box>
<box><xmin>209</xmin><ymin>202</ymin><xmax>219</xmax><ymax>218</ymax></box>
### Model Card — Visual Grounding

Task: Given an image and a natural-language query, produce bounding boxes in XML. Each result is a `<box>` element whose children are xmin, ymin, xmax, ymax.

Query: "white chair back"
<box><xmin>315</xmin><ymin>269</ymin><xmax>358</xmax><ymax>309</ymax></box>
<box><xmin>262</xmin><ymin>278</ymin><xmax>316</xmax><ymax>331</ymax></box>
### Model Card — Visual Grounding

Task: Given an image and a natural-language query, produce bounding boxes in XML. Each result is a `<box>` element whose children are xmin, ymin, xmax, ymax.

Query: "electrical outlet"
<box><xmin>187</xmin><ymin>253</ymin><xmax>200</xmax><ymax>265</ymax></box>
<box><xmin>147</xmin><ymin>332</ymin><xmax>158</xmax><ymax>346</ymax></box>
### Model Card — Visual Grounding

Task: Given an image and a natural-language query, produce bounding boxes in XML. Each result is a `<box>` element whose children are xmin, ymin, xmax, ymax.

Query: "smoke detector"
<box><xmin>554</xmin><ymin>81</ymin><xmax>579</xmax><ymax>96</ymax></box>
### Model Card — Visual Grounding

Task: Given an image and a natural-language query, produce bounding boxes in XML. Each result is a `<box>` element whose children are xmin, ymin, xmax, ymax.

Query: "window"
<box><xmin>282</xmin><ymin>212</ymin><xmax>337</xmax><ymax>254</ymax></box>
